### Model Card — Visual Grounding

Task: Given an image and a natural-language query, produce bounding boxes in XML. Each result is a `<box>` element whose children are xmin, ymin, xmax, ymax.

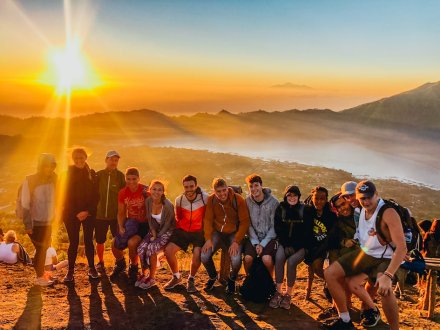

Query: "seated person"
<box><xmin>0</xmin><ymin>230</ymin><xmax>20</xmax><ymax>264</ymax></box>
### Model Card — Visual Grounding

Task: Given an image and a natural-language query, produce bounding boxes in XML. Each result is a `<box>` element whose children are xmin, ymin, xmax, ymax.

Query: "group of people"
<box><xmin>17</xmin><ymin>149</ymin><xmax>437</xmax><ymax>330</ymax></box>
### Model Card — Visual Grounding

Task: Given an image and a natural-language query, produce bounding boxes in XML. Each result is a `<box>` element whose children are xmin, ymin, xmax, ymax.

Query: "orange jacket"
<box><xmin>203</xmin><ymin>187</ymin><xmax>250</xmax><ymax>244</ymax></box>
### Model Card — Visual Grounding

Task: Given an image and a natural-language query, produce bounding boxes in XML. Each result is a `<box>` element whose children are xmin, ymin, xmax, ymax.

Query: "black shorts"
<box><xmin>95</xmin><ymin>219</ymin><xmax>118</xmax><ymax>244</ymax></box>
<box><xmin>338</xmin><ymin>247</ymin><xmax>391</xmax><ymax>280</ymax></box>
<box><xmin>168</xmin><ymin>228</ymin><xmax>204</xmax><ymax>252</ymax></box>
<box><xmin>243</xmin><ymin>238</ymin><xmax>277</xmax><ymax>259</ymax></box>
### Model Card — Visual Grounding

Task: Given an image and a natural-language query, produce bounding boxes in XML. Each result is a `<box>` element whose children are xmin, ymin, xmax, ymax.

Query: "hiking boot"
<box><xmin>321</xmin><ymin>318</ymin><xmax>355</xmax><ymax>329</ymax></box>
<box><xmin>279</xmin><ymin>293</ymin><xmax>292</xmax><ymax>310</ymax></box>
<box><xmin>187</xmin><ymin>277</ymin><xmax>197</xmax><ymax>293</ymax></box>
<box><xmin>317</xmin><ymin>307</ymin><xmax>338</xmax><ymax>320</ymax></box>
<box><xmin>164</xmin><ymin>275</ymin><xmax>183</xmax><ymax>290</ymax></box>
<box><xmin>205</xmin><ymin>277</ymin><xmax>217</xmax><ymax>291</ymax></box>
<box><xmin>225</xmin><ymin>278</ymin><xmax>236</xmax><ymax>294</ymax></box>
<box><xmin>96</xmin><ymin>261</ymin><xmax>105</xmax><ymax>274</ymax></box>
<box><xmin>88</xmin><ymin>267</ymin><xmax>101</xmax><ymax>279</ymax></box>
<box><xmin>360</xmin><ymin>307</ymin><xmax>381</xmax><ymax>328</ymax></box>
<box><xmin>139</xmin><ymin>277</ymin><xmax>156</xmax><ymax>290</ymax></box>
<box><xmin>110</xmin><ymin>258</ymin><xmax>126</xmax><ymax>279</ymax></box>
<box><xmin>63</xmin><ymin>270</ymin><xmax>75</xmax><ymax>283</ymax></box>
<box><xmin>128</xmin><ymin>264</ymin><xmax>139</xmax><ymax>284</ymax></box>
<box><xmin>269</xmin><ymin>291</ymin><xmax>283</xmax><ymax>308</ymax></box>
<box><xmin>323</xmin><ymin>286</ymin><xmax>332</xmax><ymax>302</ymax></box>
<box><xmin>35</xmin><ymin>276</ymin><xmax>54</xmax><ymax>287</ymax></box>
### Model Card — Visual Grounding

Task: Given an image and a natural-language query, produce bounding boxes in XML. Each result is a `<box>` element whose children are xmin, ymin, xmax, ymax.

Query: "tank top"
<box><xmin>151</xmin><ymin>210</ymin><xmax>162</xmax><ymax>224</ymax></box>
<box><xmin>358</xmin><ymin>199</ymin><xmax>393</xmax><ymax>259</ymax></box>
<box><xmin>0</xmin><ymin>243</ymin><xmax>18</xmax><ymax>264</ymax></box>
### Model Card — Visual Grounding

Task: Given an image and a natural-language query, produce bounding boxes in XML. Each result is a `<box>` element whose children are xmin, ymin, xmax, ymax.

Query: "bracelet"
<box><xmin>383</xmin><ymin>271</ymin><xmax>394</xmax><ymax>281</ymax></box>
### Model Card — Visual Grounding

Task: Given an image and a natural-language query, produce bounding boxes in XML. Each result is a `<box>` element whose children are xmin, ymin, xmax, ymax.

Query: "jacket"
<box><xmin>146</xmin><ymin>197</ymin><xmax>175</xmax><ymax>237</ymax></box>
<box><xmin>96</xmin><ymin>168</ymin><xmax>126</xmax><ymax>220</ymax></box>
<box><xmin>175</xmin><ymin>189</ymin><xmax>208</xmax><ymax>232</ymax></box>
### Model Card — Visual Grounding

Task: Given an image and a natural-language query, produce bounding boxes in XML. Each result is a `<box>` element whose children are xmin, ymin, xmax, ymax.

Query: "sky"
<box><xmin>0</xmin><ymin>0</ymin><xmax>439</xmax><ymax>117</ymax></box>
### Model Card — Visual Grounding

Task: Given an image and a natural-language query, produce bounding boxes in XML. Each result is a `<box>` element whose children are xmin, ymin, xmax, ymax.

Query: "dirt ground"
<box><xmin>1</xmin><ymin>253</ymin><xmax>439</xmax><ymax>330</ymax></box>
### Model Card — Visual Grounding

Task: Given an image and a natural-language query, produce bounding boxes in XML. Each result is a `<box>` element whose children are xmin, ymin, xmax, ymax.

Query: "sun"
<box><xmin>40</xmin><ymin>36</ymin><xmax>101</xmax><ymax>95</ymax></box>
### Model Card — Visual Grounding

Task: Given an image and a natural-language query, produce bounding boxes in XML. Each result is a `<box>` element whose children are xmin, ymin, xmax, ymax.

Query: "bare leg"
<box><xmin>262</xmin><ymin>255</ymin><xmax>274</xmax><ymax>276</ymax></box>
<box><xmin>149</xmin><ymin>253</ymin><xmax>157</xmax><ymax>279</ymax></box>
<box><xmin>377</xmin><ymin>273</ymin><xmax>399</xmax><ymax>330</ymax></box>
<box><xmin>324</xmin><ymin>262</ymin><xmax>349</xmax><ymax>313</ymax></box>
<box><xmin>346</xmin><ymin>273</ymin><xmax>376</xmax><ymax>310</ymax></box>
<box><xmin>164</xmin><ymin>242</ymin><xmax>181</xmax><ymax>274</ymax></box>
<box><xmin>96</xmin><ymin>243</ymin><xmax>105</xmax><ymax>263</ymax></box>
<box><xmin>190</xmin><ymin>247</ymin><xmax>202</xmax><ymax>277</ymax></box>
<box><xmin>127</xmin><ymin>235</ymin><xmax>141</xmax><ymax>265</ymax></box>
<box><xmin>244</xmin><ymin>255</ymin><xmax>253</xmax><ymax>274</ymax></box>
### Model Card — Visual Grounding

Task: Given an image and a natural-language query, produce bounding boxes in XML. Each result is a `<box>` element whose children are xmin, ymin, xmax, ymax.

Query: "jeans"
<box><xmin>201</xmin><ymin>231</ymin><xmax>242</xmax><ymax>280</ymax></box>
<box><xmin>28</xmin><ymin>225</ymin><xmax>52</xmax><ymax>277</ymax></box>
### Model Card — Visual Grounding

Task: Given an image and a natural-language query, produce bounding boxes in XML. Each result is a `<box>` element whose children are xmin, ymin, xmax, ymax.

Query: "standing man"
<box><xmin>201</xmin><ymin>178</ymin><xmax>250</xmax><ymax>293</ymax></box>
<box><xmin>323</xmin><ymin>181</ymin><xmax>407</xmax><ymax>330</ymax></box>
<box><xmin>21</xmin><ymin>153</ymin><xmax>57</xmax><ymax>286</ymax></box>
<box><xmin>95</xmin><ymin>151</ymin><xmax>126</xmax><ymax>273</ymax></box>
<box><xmin>243</xmin><ymin>174</ymin><xmax>278</xmax><ymax>275</ymax></box>
<box><xmin>164</xmin><ymin>175</ymin><xmax>208</xmax><ymax>292</ymax></box>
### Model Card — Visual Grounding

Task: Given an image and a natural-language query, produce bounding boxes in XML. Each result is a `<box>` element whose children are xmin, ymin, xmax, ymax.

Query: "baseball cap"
<box><xmin>356</xmin><ymin>180</ymin><xmax>376</xmax><ymax>198</ymax></box>
<box><xmin>106</xmin><ymin>150</ymin><xmax>120</xmax><ymax>159</ymax></box>
<box><xmin>341</xmin><ymin>181</ymin><xmax>357</xmax><ymax>196</ymax></box>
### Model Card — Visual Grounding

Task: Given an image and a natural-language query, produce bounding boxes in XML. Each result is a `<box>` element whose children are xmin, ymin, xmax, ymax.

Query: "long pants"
<box><xmin>64</xmin><ymin>216</ymin><xmax>95</xmax><ymax>270</ymax></box>
<box><xmin>201</xmin><ymin>231</ymin><xmax>242</xmax><ymax>280</ymax></box>
<box><xmin>28</xmin><ymin>225</ymin><xmax>52</xmax><ymax>277</ymax></box>
<box><xmin>275</xmin><ymin>246</ymin><xmax>305</xmax><ymax>287</ymax></box>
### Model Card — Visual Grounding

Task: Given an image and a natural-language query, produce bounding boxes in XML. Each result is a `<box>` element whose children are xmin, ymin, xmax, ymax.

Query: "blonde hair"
<box><xmin>5</xmin><ymin>230</ymin><xmax>17</xmax><ymax>244</ymax></box>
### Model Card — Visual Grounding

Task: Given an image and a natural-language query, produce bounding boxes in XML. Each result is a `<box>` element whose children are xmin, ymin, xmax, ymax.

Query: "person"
<box><xmin>95</xmin><ymin>150</ymin><xmax>126</xmax><ymax>274</ymax></box>
<box><xmin>323</xmin><ymin>180</ymin><xmax>407</xmax><ymax>330</ymax></box>
<box><xmin>0</xmin><ymin>230</ymin><xmax>20</xmax><ymax>264</ymax></box>
<box><xmin>62</xmin><ymin>148</ymin><xmax>99</xmax><ymax>283</ymax></box>
<box><xmin>243</xmin><ymin>174</ymin><xmax>278</xmax><ymax>275</ymax></box>
<box><xmin>110</xmin><ymin>167</ymin><xmax>149</xmax><ymax>283</ymax></box>
<box><xmin>45</xmin><ymin>244</ymin><xmax>69</xmax><ymax>273</ymax></box>
<box><xmin>423</xmin><ymin>218</ymin><xmax>440</xmax><ymax>257</ymax></box>
<box><xmin>201</xmin><ymin>178</ymin><xmax>250</xmax><ymax>293</ymax></box>
<box><xmin>270</xmin><ymin>185</ymin><xmax>308</xmax><ymax>310</ymax></box>
<box><xmin>137</xmin><ymin>180</ymin><xmax>175</xmax><ymax>289</ymax></box>
<box><xmin>21</xmin><ymin>153</ymin><xmax>57</xmax><ymax>286</ymax></box>
<box><xmin>340</xmin><ymin>181</ymin><xmax>360</xmax><ymax>225</ymax></box>
<box><xmin>164</xmin><ymin>175</ymin><xmax>208</xmax><ymax>293</ymax></box>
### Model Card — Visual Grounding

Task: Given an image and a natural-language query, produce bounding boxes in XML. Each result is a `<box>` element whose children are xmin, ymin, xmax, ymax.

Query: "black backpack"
<box><xmin>239</xmin><ymin>257</ymin><xmax>275</xmax><ymax>303</ymax></box>
<box><xmin>376</xmin><ymin>199</ymin><xmax>413</xmax><ymax>245</ymax></box>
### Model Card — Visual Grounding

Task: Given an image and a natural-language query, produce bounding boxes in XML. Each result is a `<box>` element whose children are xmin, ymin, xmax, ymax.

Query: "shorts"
<box><xmin>168</xmin><ymin>228</ymin><xmax>204</xmax><ymax>252</ymax></box>
<box><xmin>304</xmin><ymin>245</ymin><xmax>327</xmax><ymax>265</ymax></box>
<box><xmin>114</xmin><ymin>219</ymin><xmax>148</xmax><ymax>250</ymax></box>
<box><xmin>243</xmin><ymin>238</ymin><xmax>277</xmax><ymax>259</ymax></box>
<box><xmin>338</xmin><ymin>247</ymin><xmax>391</xmax><ymax>280</ymax></box>
<box><xmin>95</xmin><ymin>219</ymin><xmax>118</xmax><ymax>244</ymax></box>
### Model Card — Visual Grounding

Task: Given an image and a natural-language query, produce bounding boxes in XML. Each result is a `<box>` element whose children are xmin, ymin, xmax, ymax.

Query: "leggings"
<box><xmin>28</xmin><ymin>225</ymin><xmax>52</xmax><ymax>277</ymax></box>
<box><xmin>275</xmin><ymin>246</ymin><xmax>305</xmax><ymax>287</ymax></box>
<box><xmin>64</xmin><ymin>216</ymin><xmax>95</xmax><ymax>270</ymax></box>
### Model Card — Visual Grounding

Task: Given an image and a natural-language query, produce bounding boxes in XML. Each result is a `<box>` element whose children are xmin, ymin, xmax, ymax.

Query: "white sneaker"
<box><xmin>35</xmin><ymin>276</ymin><xmax>54</xmax><ymax>287</ymax></box>
<box><xmin>139</xmin><ymin>277</ymin><xmax>156</xmax><ymax>290</ymax></box>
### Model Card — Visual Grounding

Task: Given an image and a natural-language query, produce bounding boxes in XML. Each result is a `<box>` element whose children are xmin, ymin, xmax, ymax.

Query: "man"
<box><xmin>340</xmin><ymin>181</ymin><xmax>360</xmax><ymax>225</ymax></box>
<box><xmin>243</xmin><ymin>174</ymin><xmax>278</xmax><ymax>274</ymax></box>
<box><xmin>95</xmin><ymin>150</ymin><xmax>126</xmax><ymax>273</ymax></box>
<box><xmin>323</xmin><ymin>181</ymin><xmax>407</xmax><ymax>330</ymax></box>
<box><xmin>21</xmin><ymin>153</ymin><xmax>57</xmax><ymax>286</ymax></box>
<box><xmin>201</xmin><ymin>178</ymin><xmax>250</xmax><ymax>293</ymax></box>
<box><xmin>164</xmin><ymin>175</ymin><xmax>208</xmax><ymax>293</ymax></box>
<box><xmin>110</xmin><ymin>167</ymin><xmax>149</xmax><ymax>283</ymax></box>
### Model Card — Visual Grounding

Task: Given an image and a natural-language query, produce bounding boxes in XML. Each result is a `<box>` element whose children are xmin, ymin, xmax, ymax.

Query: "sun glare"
<box><xmin>40</xmin><ymin>37</ymin><xmax>101</xmax><ymax>95</ymax></box>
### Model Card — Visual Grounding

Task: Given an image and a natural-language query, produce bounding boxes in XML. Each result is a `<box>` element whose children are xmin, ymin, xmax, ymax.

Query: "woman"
<box><xmin>0</xmin><ymin>230</ymin><xmax>20</xmax><ymax>264</ymax></box>
<box><xmin>63</xmin><ymin>148</ymin><xmax>99</xmax><ymax>282</ymax></box>
<box><xmin>270</xmin><ymin>185</ymin><xmax>311</xmax><ymax>310</ymax></box>
<box><xmin>137</xmin><ymin>180</ymin><xmax>175</xmax><ymax>289</ymax></box>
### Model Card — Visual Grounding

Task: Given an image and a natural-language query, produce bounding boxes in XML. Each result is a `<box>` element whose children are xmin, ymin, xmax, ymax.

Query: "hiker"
<box><xmin>95</xmin><ymin>150</ymin><xmax>126</xmax><ymax>274</ymax></box>
<box><xmin>45</xmin><ymin>244</ymin><xmax>69</xmax><ymax>273</ymax></box>
<box><xmin>136</xmin><ymin>180</ymin><xmax>175</xmax><ymax>289</ymax></box>
<box><xmin>0</xmin><ymin>230</ymin><xmax>20</xmax><ymax>264</ymax></box>
<box><xmin>323</xmin><ymin>180</ymin><xmax>407</xmax><ymax>330</ymax></box>
<box><xmin>243</xmin><ymin>174</ymin><xmax>278</xmax><ymax>275</ymax></box>
<box><xmin>110</xmin><ymin>167</ymin><xmax>149</xmax><ymax>283</ymax></box>
<box><xmin>164</xmin><ymin>175</ymin><xmax>208</xmax><ymax>293</ymax></box>
<box><xmin>201</xmin><ymin>178</ymin><xmax>250</xmax><ymax>293</ymax></box>
<box><xmin>62</xmin><ymin>148</ymin><xmax>100</xmax><ymax>283</ymax></box>
<box><xmin>423</xmin><ymin>218</ymin><xmax>440</xmax><ymax>257</ymax></box>
<box><xmin>21</xmin><ymin>153</ymin><xmax>57</xmax><ymax>286</ymax></box>
<box><xmin>269</xmin><ymin>185</ymin><xmax>308</xmax><ymax>310</ymax></box>
<box><xmin>340</xmin><ymin>181</ymin><xmax>360</xmax><ymax>224</ymax></box>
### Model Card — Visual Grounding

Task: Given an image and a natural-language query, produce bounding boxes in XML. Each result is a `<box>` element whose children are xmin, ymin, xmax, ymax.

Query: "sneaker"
<box><xmin>323</xmin><ymin>286</ymin><xmax>332</xmax><ymax>302</ymax></box>
<box><xmin>321</xmin><ymin>318</ymin><xmax>355</xmax><ymax>329</ymax></box>
<box><xmin>135</xmin><ymin>274</ymin><xmax>146</xmax><ymax>287</ymax></box>
<box><xmin>186</xmin><ymin>277</ymin><xmax>197</xmax><ymax>293</ymax></box>
<box><xmin>269</xmin><ymin>291</ymin><xmax>283</xmax><ymax>309</ymax></box>
<box><xmin>225</xmin><ymin>278</ymin><xmax>236</xmax><ymax>294</ymax></box>
<box><xmin>139</xmin><ymin>277</ymin><xmax>156</xmax><ymax>290</ymax></box>
<box><xmin>35</xmin><ymin>276</ymin><xmax>54</xmax><ymax>287</ymax></box>
<box><xmin>128</xmin><ymin>264</ymin><xmax>139</xmax><ymax>283</ymax></box>
<box><xmin>96</xmin><ymin>261</ymin><xmax>105</xmax><ymax>274</ymax></box>
<box><xmin>88</xmin><ymin>267</ymin><xmax>101</xmax><ymax>279</ymax></box>
<box><xmin>279</xmin><ymin>293</ymin><xmax>292</xmax><ymax>310</ymax></box>
<box><xmin>164</xmin><ymin>275</ymin><xmax>183</xmax><ymax>290</ymax></box>
<box><xmin>63</xmin><ymin>270</ymin><xmax>74</xmax><ymax>283</ymax></box>
<box><xmin>318</xmin><ymin>307</ymin><xmax>338</xmax><ymax>320</ymax></box>
<box><xmin>205</xmin><ymin>277</ymin><xmax>217</xmax><ymax>291</ymax></box>
<box><xmin>360</xmin><ymin>307</ymin><xmax>381</xmax><ymax>328</ymax></box>
<box><xmin>110</xmin><ymin>259</ymin><xmax>126</xmax><ymax>278</ymax></box>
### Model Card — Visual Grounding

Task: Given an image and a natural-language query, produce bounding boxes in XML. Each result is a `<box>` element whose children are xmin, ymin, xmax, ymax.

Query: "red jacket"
<box><xmin>175</xmin><ymin>190</ymin><xmax>208</xmax><ymax>232</ymax></box>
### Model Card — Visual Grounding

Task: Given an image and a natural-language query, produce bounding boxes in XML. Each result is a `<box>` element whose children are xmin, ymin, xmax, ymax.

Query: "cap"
<box><xmin>356</xmin><ymin>180</ymin><xmax>376</xmax><ymax>198</ymax></box>
<box><xmin>330</xmin><ymin>192</ymin><xmax>343</xmax><ymax>206</ymax></box>
<box><xmin>341</xmin><ymin>181</ymin><xmax>357</xmax><ymax>196</ymax></box>
<box><xmin>106</xmin><ymin>150</ymin><xmax>120</xmax><ymax>159</ymax></box>
<box><xmin>283</xmin><ymin>185</ymin><xmax>301</xmax><ymax>198</ymax></box>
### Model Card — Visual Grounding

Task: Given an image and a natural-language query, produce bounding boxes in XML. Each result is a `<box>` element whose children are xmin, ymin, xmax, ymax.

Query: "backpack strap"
<box><xmin>376</xmin><ymin>202</ymin><xmax>392</xmax><ymax>244</ymax></box>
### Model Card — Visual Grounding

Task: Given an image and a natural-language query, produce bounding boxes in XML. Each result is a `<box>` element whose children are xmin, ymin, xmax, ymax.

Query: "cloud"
<box><xmin>271</xmin><ymin>82</ymin><xmax>314</xmax><ymax>90</ymax></box>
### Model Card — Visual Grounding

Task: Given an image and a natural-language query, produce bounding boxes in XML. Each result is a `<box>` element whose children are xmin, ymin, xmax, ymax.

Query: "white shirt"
<box><xmin>45</xmin><ymin>247</ymin><xmax>57</xmax><ymax>266</ymax></box>
<box><xmin>0</xmin><ymin>242</ymin><xmax>18</xmax><ymax>264</ymax></box>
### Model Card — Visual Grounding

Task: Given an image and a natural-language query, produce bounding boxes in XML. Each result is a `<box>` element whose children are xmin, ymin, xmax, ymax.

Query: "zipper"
<box><xmin>105</xmin><ymin>171</ymin><xmax>110</xmax><ymax>218</ymax></box>
<box><xmin>189</xmin><ymin>196</ymin><xmax>193</xmax><ymax>231</ymax></box>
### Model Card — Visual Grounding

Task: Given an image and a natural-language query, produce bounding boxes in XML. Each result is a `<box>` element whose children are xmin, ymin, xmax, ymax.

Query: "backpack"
<box><xmin>15</xmin><ymin>175</ymin><xmax>37</xmax><ymax>220</ymax></box>
<box><xmin>375</xmin><ymin>199</ymin><xmax>414</xmax><ymax>246</ymax></box>
<box><xmin>239</xmin><ymin>257</ymin><xmax>276</xmax><ymax>303</ymax></box>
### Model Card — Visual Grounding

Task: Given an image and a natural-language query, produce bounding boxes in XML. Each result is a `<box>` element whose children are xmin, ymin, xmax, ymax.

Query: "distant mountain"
<box><xmin>341</xmin><ymin>82</ymin><xmax>440</xmax><ymax>130</ymax></box>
